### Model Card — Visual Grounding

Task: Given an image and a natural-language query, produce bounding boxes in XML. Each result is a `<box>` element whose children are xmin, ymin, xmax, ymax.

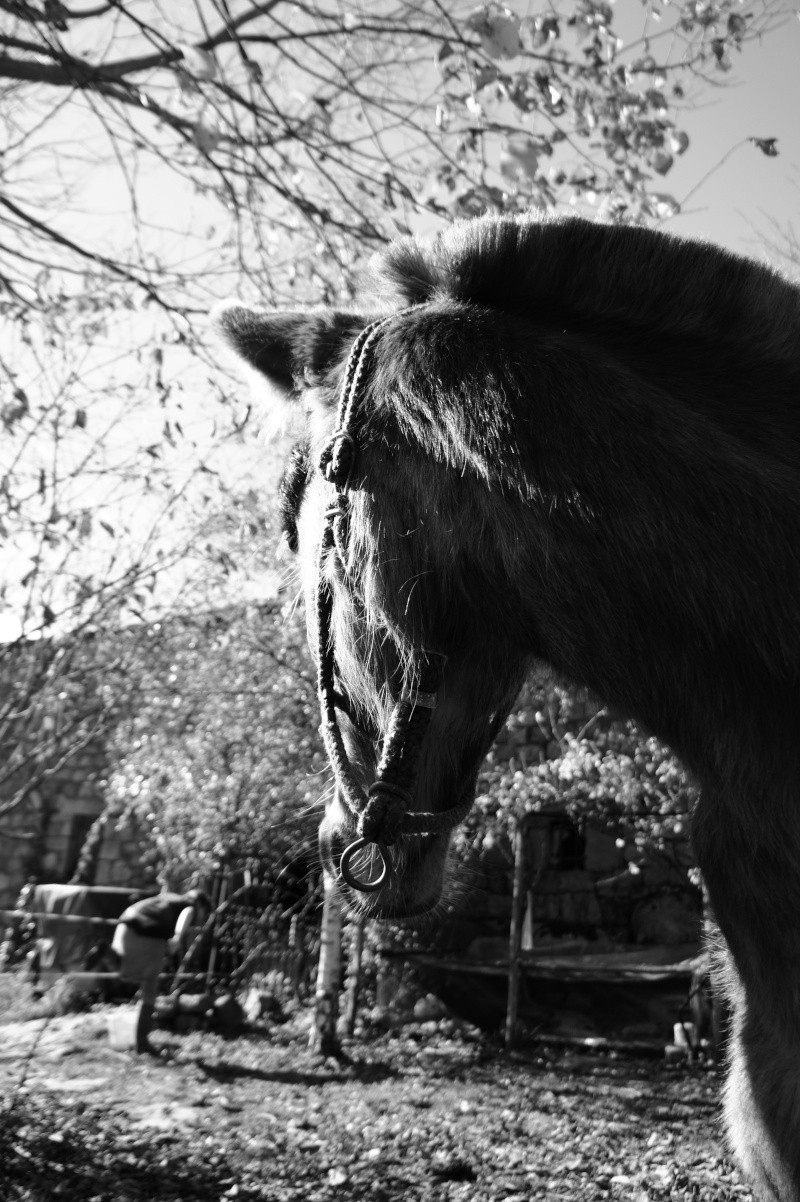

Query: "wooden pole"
<box><xmin>342</xmin><ymin>916</ymin><xmax>365</xmax><ymax>1038</ymax></box>
<box><xmin>505</xmin><ymin>817</ymin><xmax>527</xmax><ymax>1049</ymax></box>
<box><xmin>204</xmin><ymin>874</ymin><xmax>227</xmax><ymax>993</ymax></box>
<box><xmin>309</xmin><ymin>870</ymin><xmax>343</xmax><ymax>1056</ymax></box>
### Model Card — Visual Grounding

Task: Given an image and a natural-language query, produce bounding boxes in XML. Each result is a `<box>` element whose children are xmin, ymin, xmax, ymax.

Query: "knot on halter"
<box><xmin>324</xmin><ymin>494</ymin><xmax>350</xmax><ymax>564</ymax></box>
<box><xmin>319</xmin><ymin>430</ymin><xmax>357</xmax><ymax>491</ymax></box>
<box><xmin>359</xmin><ymin>781</ymin><xmax>413</xmax><ymax>847</ymax></box>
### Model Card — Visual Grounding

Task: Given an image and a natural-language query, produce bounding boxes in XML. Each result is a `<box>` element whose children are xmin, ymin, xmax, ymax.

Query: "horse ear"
<box><xmin>212</xmin><ymin>303</ymin><xmax>368</xmax><ymax>403</ymax></box>
<box><xmin>212</xmin><ymin>302</ymin><xmax>311</xmax><ymax>397</ymax></box>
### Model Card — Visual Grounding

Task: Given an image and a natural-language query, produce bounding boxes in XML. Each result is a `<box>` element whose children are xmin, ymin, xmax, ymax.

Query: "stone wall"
<box><xmin>0</xmin><ymin>624</ymin><xmax>180</xmax><ymax>910</ymax></box>
<box><xmin>0</xmin><ymin>746</ymin><xmax>101</xmax><ymax>908</ymax></box>
<box><xmin>0</xmin><ymin>736</ymin><xmax>156</xmax><ymax>909</ymax></box>
<box><xmin>92</xmin><ymin>810</ymin><xmax>158</xmax><ymax>890</ymax></box>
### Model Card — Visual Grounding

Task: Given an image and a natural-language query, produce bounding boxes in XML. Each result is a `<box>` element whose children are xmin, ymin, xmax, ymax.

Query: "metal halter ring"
<box><xmin>338</xmin><ymin>837</ymin><xmax>391</xmax><ymax>892</ymax></box>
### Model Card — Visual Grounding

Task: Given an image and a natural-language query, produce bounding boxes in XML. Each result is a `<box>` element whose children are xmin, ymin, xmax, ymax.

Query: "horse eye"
<box><xmin>278</xmin><ymin>440</ymin><xmax>311</xmax><ymax>554</ymax></box>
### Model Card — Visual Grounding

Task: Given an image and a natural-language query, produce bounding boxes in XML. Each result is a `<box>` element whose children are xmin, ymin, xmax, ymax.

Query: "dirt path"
<box><xmin>0</xmin><ymin>1008</ymin><xmax>752</xmax><ymax>1201</ymax></box>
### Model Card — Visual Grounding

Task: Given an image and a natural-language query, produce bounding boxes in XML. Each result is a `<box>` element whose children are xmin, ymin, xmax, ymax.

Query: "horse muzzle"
<box><xmin>318</xmin><ymin>794</ymin><xmax>452</xmax><ymax>919</ymax></box>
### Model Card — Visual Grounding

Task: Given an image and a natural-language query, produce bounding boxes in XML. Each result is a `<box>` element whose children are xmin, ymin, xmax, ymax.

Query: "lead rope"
<box><xmin>315</xmin><ymin>315</ymin><xmax>474</xmax><ymax>892</ymax></box>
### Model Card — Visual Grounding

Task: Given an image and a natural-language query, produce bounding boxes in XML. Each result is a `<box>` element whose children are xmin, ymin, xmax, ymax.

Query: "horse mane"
<box><xmin>362</xmin><ymin>214</ymin><xmax>800</xmax><ymax>493</ymax></box>
<box><xmin>375</xmin><ymin>214</ymin><xmax>800</xmax><ymax>367</ymax></box>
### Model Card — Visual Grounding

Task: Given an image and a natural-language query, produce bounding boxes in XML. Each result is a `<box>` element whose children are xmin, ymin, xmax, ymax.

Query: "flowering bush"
<box><xmin>106</xmin><ymin>604</ymin><xmax>323</xmax><ymax>887</ymax></box>
<box><xmin>468</xmin><ymin>673</ymin><xmax>699</xmax><ymax>870</ymax></box>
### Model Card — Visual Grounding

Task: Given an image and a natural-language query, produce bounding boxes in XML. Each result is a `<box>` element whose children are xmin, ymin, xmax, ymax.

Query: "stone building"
<box><xmin>0</xmin><ymin>601</ymin><xmax>315</xmax><ymax>910</ymax></box>
<box><xmin>0</xmin><ymin>630</ymin><xmax>157</xmax><ymax>910</ymax></box>
<box><xmin>0</xmin><ymin>731</ymin><xmax>157</xmax><ymax>909</ymax></box>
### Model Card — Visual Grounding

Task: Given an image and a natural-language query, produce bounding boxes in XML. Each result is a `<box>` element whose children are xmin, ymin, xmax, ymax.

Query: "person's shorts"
<box><xmin>112</xmin><ymin>923</ymin><xmax>167</xmax><ymax>987</ymax></box>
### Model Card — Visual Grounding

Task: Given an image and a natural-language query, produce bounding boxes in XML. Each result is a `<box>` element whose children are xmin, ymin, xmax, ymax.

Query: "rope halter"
<box><xmin>314</xmin><ymin>313</ymin><xmax>474</xmax><ymax>893</ymax></box>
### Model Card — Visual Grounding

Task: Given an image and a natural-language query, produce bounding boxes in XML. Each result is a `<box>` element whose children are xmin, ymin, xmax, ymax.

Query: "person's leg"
<box><xmin>135</xmin><ymin>970</ymin><xmax>160</xmax><ymax>1053</ymax></box>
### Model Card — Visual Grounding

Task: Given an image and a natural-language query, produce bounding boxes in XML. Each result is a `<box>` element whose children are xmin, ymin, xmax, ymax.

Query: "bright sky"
<box><xmin>48</xmin><ymin>2</ymin><xmax>800</xmax><ymax>269</ymax></box>
<box><xmin>647</xmin><ymin>7</ymin><xmax>800</xmax><ymax>261</ymax></box>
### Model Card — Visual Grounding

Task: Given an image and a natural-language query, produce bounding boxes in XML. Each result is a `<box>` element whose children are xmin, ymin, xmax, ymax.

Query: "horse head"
<box><xmin>214</xmin><ymin>212</ymin><xmax>800</xmax><ymax>924</ymax></box>
<box><xmin>214</xmin><ymin>275</ymin><xmax>532</xmax><ymax>917</ymax></box>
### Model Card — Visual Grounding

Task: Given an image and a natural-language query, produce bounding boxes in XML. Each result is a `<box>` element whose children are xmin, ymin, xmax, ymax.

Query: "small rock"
<box><xmin>40</xmin><ymin>1076</ymin><xmax>109</xmax><ymax>1093</ymax></box>
<box><xmin>413</xmin><ymin>993</ymin><xmax>448</xmax><ymax>1022</ymax></box>
<box><xmin>432</xmin><ymin>1155</ymin><xmax>476</xmax><ymax>1182</ymax></box>
<box><xmin>213</xmin><ymin>993</ymin><xmax>245</xmax><ymax>1032</ymax></box>
<box><xmin>176</xmin><ymin>992</ymin><xmax>213</xmax><ymax>1016</ymax></box>
<box><xmin>243</xmin><ymin>988</ymin><xmax>285</xmax><ymax>1024</ymax></box>
<box><xmin>664</xmin><ymin>1042</ymin><xmax>690</xmax><ymax>1063</ymax></box>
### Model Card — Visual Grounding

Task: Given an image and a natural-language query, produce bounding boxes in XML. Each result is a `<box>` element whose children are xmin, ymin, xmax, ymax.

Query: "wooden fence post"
<box><xmin>505</xmin><ymin>817</ymin><xmax>527</xmax><ymax>1049</ymax></box>
<box><xmin>309</xmin><ymin>870</ymin><xmax>343</xmax><ymax>1056</ymax></box>
<box><xmin>204</xmin><ymin>874</ymin><xmax>227</xmax><ymax>993</ymax></box>
<box><xmin>342</xmin><ymin>916</ymin><xmax>365</xmax><ymax>1038</ymax></box>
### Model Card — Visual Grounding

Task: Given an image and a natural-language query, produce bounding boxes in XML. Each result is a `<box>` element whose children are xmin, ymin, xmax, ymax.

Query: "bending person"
<box><xmin>112</xmin><ymin>889</ymin><xmax>211</xmax><ymax>1053</ymax></box>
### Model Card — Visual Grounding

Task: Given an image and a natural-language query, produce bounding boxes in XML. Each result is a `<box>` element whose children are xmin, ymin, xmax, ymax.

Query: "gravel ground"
<box><xmin>0</xmin><ymin>997</ymin><xmax>753</xmax><ymax>1202</ymax></box>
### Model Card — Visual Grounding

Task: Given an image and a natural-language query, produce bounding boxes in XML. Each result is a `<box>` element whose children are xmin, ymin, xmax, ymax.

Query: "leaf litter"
<box><xmin>0</xmin><ymin>1010</ymin><xmax>753</xmax><ymax>1201</ymax></box>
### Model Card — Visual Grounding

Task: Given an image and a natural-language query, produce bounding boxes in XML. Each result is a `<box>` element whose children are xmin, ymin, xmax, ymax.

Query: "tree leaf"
<box><xmin>749</xmin><ymin>136</ymin><xmax>778</xmax><ymax>157</ymax></box>
<box><xmin>499</xmin><ymin>136</ymin><xmax>540</xmax><ymax>181</ymax></box>
<box><xmin>179</xmin><ymin>45</ymin><xmax>217</xmax><ymax>80</ymax></box>
<box><xmin>466</xmin><ymin>6</ymin><xmax>522</xmax><ymax>60</ymax></box>
<box><xmin>193</xmin><ymin>119</ymin><xmax>223</xmax><ymax>154</ymax></box>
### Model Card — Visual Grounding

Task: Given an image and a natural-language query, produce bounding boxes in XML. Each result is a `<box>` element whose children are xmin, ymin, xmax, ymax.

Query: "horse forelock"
<box><xmin>316</xmin><ymin>441</ymin><xmax>525</xmax><ymax>781</ymax></box>
<box><xmin>307</xmin><ymin>299</ymin><xmax>567</xmax><ymax>682</ymax></box>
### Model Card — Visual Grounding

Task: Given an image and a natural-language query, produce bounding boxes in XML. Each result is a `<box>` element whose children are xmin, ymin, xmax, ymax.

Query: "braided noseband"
<box><xmin>315</xmin><ymin>314</ymin><xmax>474</xmax><ymax>893</ymax></box>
